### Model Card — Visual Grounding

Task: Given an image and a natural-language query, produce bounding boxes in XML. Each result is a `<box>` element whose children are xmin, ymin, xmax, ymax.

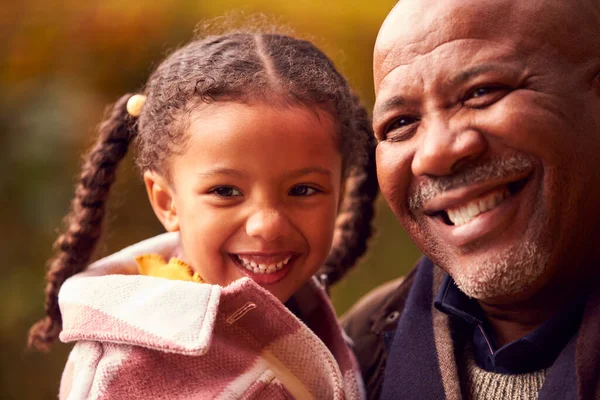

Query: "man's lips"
<box><xmin>422</xmin><ymin>171</ymin><xmax>530</xmax><ymax>214</ymax></box>
<box><xmin>422</xmin><ymin>171</ymin><xmax>531</xmax><ymax>220</ymax></box>
<box><xmin>417</xmin><ymin>171</ymin><xmax>533</xmax><ymax>247</ymax></box>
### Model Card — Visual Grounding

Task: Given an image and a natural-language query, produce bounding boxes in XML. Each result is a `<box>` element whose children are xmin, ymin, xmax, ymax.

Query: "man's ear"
<box><xmin>143</xmin><ymin>171</ymin><xmax>180</xmax><ymax>232</ymax></box>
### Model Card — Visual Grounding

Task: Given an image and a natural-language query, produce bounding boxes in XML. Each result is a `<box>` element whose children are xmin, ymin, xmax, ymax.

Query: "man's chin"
<box><xmin>443</xmin><ymin>240</ymin><xmax>550</xmax><ymax>301</ymax></box>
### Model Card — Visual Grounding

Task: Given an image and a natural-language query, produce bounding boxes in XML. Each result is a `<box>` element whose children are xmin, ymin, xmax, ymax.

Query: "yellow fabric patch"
<box><xmin>136</xmin><ymin>254</ymin><xmax>204</xmax><ymax>283</ymax></box>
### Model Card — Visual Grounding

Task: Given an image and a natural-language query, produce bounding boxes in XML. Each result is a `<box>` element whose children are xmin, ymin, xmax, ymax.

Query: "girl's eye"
<box><xmin>383</xmin><ymin>116</ymin><xmax>420</xmax><ymax>142</ymax></box>
<box><xmin>209</xmin><ymin>186</ymin><xmax>243</xmax><ymax>197</ymax></box>
<box><xmin>289</xmin><ymin>185</ymin><xmax>319</xmax><ymax>196</ymax></box>
<box><xmin>464</xmin><ymin>85</ymin><xmax>510</xmax><ymax>108</ymax></box>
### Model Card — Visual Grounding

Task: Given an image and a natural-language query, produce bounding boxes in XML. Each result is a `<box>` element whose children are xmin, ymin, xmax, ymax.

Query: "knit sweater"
<box><xmin>58</xmin><ymin>232</ymin><xmax>365</xmax><ymax>400</ymax></box>
<box><xmin>460</xmin><ymin>344</ymin><xmax>549</xmax><ymax>400</ymax></box>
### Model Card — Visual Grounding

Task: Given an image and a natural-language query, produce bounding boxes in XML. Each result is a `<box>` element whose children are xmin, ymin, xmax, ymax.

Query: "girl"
<box><xmin>28</xmin><ymin>28</ymin><xmax>377</xmax><ymax>400</ymax></box>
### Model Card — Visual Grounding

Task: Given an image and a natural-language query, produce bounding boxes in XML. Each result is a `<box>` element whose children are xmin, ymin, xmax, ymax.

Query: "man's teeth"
<box><xmin>446</xmin><ymin>189</ymin><xmax>509</xmax><ymax>226</ymax></box>
<box><xmin>236</xmin><ymin>256</ymin><xmax>292</xmax><ymax>274</ymax></box>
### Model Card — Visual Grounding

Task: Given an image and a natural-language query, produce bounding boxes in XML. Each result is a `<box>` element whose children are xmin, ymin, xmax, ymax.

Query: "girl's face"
<box><xmin>145</xmin><ymin>101</ymin><xmax>343</xmax><ymax>302</ymax></box>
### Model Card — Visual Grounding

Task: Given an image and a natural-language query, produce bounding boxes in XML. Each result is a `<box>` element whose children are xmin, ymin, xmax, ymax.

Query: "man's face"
<box><xmin>373</xmin><ymin>0</ymin><xmax>600</xmax><ymax>301</ymax></box>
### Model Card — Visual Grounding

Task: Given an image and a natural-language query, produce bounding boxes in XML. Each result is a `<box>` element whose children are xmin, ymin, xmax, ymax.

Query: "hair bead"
<box><xmin>126</xmin><ymin>94</ymin><xmax>147</xmax><ymax>117</ymax></box>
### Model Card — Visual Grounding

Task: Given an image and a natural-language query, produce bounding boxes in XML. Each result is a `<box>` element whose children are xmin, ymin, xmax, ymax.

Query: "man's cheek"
<box><xmin>377</xmin><ymin>143</ymin><xmax>413</xmax><ymax>184</ymax></box>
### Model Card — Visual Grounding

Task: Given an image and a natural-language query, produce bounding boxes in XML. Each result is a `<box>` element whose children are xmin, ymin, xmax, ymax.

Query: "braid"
<box><xmin>320</xmin><ymin>95</ymin><xmax>379</xmax><ymax>286</ymax></box>
<box><xmin>28</xmin><ymin>94</ymin><xmax>137</xmax><ymax>351</ymax></box>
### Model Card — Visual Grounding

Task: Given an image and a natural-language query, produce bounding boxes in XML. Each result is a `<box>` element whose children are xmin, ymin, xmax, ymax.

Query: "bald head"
<box><xmin>374</xmin><ymin>0</ymin><xmax>600</xmax><ymax>88</ymax></box>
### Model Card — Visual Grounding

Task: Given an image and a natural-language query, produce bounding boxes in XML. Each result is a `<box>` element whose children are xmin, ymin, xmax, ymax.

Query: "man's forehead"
<box><xmin>374</xmin><ymin>0</ymin><xmax>600</xmax><ymax>87</ymax></box>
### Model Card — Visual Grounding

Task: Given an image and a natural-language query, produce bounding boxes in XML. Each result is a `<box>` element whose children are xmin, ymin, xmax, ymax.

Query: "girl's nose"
<box><xmin>245</xmin><ymin>208</ymin><xmax>292</xmax><ymax>242</ymax></box>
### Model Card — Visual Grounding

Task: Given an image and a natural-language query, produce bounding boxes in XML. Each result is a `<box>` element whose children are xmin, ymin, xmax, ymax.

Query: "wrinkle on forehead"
<box><xmin>374</xmin><ymin>37</ymin><xmax>510</xmax><ymax>97</ymax></box>
<box><xmin>374</xmin><ymin>0</ymin><xmax>600</xmax><ymax>87</ymax></box>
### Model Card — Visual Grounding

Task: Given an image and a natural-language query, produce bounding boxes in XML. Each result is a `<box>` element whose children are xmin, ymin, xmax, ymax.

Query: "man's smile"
<box><xmin>420</xmin><ymin>170</ymin><xmax>533</xmax><ymax>247</ymax></box>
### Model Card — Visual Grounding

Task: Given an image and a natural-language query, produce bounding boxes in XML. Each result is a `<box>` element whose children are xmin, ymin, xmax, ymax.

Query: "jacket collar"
<box><xmin>58</xmin><ymin>232</ymin><xmax>331</xmax><ymax>357</ymax></box>
<box><xmin>59</xmin><ymin>263</ymin><xmax>222</xmax><ymax>356</ymax></box>
<box><xmin>59</xmin><ymin>232</ymin><xmax>218</xmax><ymax>355</ymax></box>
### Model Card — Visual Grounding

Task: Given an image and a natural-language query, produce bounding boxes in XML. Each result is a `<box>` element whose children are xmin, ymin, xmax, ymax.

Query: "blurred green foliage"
<box><xmin>1</xmin><ymin>1</ymin><xmax>421</xmax><ymax>398</ymax></box>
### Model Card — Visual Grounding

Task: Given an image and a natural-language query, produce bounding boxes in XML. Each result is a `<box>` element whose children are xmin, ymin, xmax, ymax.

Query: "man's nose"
<box><xmin>245</xmin><ymin>207</ymin><xmax>292</xmax><ymax>242</ymax></box>
<box><xmin>411</xmin><ymin>114</ymin><xmax>486</xmax><ymax>177</ymax></box>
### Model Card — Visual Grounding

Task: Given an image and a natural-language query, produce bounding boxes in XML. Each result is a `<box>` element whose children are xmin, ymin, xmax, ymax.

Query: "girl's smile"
<box><xmin>231</xmin><ymin>253</ymin><xmax>298</xmax><ymax>285</ymax></box>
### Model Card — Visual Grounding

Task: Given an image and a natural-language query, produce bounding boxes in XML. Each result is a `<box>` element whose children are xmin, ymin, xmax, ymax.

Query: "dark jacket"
<box><xmin>341</xmin><ymin>257</ymin><xmax>600</xmax><ymax>400</ymax></box>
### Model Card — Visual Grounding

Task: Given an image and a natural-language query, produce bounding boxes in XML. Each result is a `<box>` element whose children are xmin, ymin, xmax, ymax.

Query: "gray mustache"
<box><xmin>408</xmin><ymin>154</ymin><xmax>533</xmax><ymax>211</ymax></box>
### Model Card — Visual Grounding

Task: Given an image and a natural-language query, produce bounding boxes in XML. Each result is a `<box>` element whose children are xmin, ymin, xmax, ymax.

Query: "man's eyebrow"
<box><xmin>374</xmin><ymin>64</ymin><xmax>517</xmax><ymax>117</ymax></box>
<box><xmin>374</xmin><ymin>95</ymin><xmax>407</xmax><ymax>117</ymax></box>
<box><xmin>450</xmin><ymin>64</ymin><xmax>508</xmax><ymax>85</ymax></box>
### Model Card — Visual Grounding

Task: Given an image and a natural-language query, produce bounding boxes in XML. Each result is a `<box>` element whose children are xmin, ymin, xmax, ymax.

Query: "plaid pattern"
<box><xmin>58</xmin><ymin>233</ymin><xmax>364</xmax><ymax>400</ymax></box>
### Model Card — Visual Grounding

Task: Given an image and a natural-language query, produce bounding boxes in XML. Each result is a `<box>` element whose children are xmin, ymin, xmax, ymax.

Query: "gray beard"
<box><xmin>449</xmin><ymin>239</ymin><xmax>550</xmax><ymax>299</ymax></box>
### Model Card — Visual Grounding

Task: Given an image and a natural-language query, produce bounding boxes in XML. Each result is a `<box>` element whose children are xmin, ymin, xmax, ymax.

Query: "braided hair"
<box><xmin>28</xmin><ymin>30</ymin><xmax>378</xmax><ymax>351</ymax></box>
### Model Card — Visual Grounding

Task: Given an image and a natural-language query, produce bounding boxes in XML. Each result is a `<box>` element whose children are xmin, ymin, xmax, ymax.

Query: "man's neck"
<box><xmin>477</xmin><ymin>302</ymin><xmax>555</xmax><ymax>346</ymax></box>
<box><xmin>476</xmin><ymin>273</ymin><xmax>590</xmax><ymax>347</ymax></box>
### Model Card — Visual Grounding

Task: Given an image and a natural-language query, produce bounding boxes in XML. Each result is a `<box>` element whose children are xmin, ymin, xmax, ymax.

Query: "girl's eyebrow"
<box><xmin>287</xmin><ymin>167</ymin><xmax>332</xmax><ymax>179</ymax></box>
<box><xmin>197</xmin><ymin>167</ymin><xmax>331</xmax><ymax>179</ymax></box>
<box><xmin>197</xmin><ymin>168</ymin><xmax>249</xmax><ymax>179</ymax></box>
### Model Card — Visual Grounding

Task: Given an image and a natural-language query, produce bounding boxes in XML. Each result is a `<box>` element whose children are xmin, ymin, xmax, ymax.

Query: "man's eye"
<box><xmin>383</xmin><ymin>116</ymin><xmax>420</xmax><ymax>142</ymax></box>
<box><xmin>289</xmin><ymin>185</ymin><xmax>319</xmax><ymax>196</ymax></box>
<box><xmin>472</xmin><ymin>87</ymin><xmax>493</xmax><ymax>98</ymax></box>
<box><xmin>209</xmin><ymin>186</ymin><xmax>243</xmax><ymax>197</ymax></box>
<box><xmin>464</xmin><ymin>85</ymin><xmax>509</xmax><ymax>108</ymax></box>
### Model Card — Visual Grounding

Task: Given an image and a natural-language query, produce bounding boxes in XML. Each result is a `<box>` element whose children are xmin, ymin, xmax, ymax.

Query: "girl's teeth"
<box><xmin>235</xmin><ymin>255</ymin><xmax>293</xmax><ymax>274</ymax></box>
<box><xmin>446</xmin><ymin>189</ymin><xmax>509</xmax><ymax>226</ymax></box>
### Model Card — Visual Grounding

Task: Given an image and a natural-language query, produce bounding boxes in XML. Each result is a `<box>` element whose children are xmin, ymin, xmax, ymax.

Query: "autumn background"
<box><xmin>1</xmin><ymin>1</ymin><xmax>422</xmax><ymax>398</ymax></box>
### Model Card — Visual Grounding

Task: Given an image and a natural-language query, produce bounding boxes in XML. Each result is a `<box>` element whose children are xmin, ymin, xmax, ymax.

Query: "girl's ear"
<box><xmin>143</xmin><ymin>171</ymin><xmax>180</xmax><ymax>232</ymax></box>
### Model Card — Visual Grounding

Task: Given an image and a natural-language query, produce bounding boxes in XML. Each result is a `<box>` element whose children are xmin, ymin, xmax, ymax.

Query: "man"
<box><xmin>342</xmin><ymin>0</ymin><xmax>600</xmax><ymax>398</ymax></box>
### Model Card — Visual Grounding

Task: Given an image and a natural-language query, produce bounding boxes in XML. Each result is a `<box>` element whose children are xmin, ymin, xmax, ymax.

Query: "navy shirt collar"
<box><xmin>434</xmin><ymin>274</ymin><xmax>585</xmax><ymax>374</ymax></box>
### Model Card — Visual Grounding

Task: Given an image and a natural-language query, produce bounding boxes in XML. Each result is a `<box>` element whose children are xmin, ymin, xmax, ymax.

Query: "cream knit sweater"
<box><xmin>460</xmin><ymin>345</ymin><xmax>549</xmax><ymax>400</ymax></box>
